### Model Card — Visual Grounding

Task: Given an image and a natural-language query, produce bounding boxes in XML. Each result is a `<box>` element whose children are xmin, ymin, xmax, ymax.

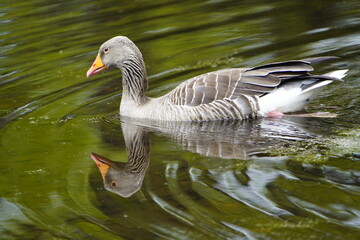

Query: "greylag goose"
<box><xmin>87</xmin><ymin>36</ymin><xmax>347</xmax><ymax>121</ymax></box>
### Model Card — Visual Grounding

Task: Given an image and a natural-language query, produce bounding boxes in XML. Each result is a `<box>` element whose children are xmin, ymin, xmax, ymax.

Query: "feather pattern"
<box><xmin>162</xmin><ymin>56</ymin><xmax>344</xmax><ymax>121</ymax></box>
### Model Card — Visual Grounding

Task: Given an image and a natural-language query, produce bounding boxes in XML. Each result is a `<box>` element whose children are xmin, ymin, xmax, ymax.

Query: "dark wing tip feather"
<box><xmin>297</xmin><ymin>74</ymin><xmax>344</xmax><ymax>82</ymax></box>
<box><xmin>247</xmin><ymin>56</ymin><xmax>339</xmax><ymax>72</ymax></box>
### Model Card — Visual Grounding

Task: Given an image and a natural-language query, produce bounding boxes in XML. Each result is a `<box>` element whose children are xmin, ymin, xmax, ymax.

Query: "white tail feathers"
<box><xmin>259</xmin><ymin>69</ymin><xmax>348</xmax><ymax>115</ymax></box>
<box><xmin>324</xmin><ymin>69</ymin><xmax>348</xmax><ymax>79</ymax></box>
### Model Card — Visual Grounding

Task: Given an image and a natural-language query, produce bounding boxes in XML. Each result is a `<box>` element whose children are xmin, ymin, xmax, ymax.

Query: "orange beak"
<box><xmin>91</xmin><ymin>152</ymin><xmax>112</xmax><ymax>179</ymax></box>
<box><xmin>86</xmin><ymin>54</ymin><xmax>107</xmax><ymax>77</ymax></box>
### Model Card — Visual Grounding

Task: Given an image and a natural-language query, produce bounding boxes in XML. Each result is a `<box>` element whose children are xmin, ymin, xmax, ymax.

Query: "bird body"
<box><xmin>87</xmin><ymin>36</ymin><xmax>347</xmax><ymax>121</ymax></box>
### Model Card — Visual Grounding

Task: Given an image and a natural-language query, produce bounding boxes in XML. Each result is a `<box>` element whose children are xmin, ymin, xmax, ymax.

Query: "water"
<box><xmin>1</xmin><ymin>0</ymin><xmax>360</xmax><ymax>239</ymax></box>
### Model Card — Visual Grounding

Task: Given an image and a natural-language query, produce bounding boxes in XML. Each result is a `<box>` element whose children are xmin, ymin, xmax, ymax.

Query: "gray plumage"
<box><xmin>87</xmin><ymin>36</ymin><xmax>347</xmax><ymax>121</ymax></box>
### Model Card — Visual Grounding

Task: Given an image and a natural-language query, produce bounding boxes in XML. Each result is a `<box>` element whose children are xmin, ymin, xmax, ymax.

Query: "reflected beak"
<box><xmin>91</xmin><ymin>152</ymin><xmax>113</xmax><ymax>179</ymax></box>
<box><xmin>86</xmin><ymin>54</ymin><xmax>107</xmax><ymax>77</ymax></box>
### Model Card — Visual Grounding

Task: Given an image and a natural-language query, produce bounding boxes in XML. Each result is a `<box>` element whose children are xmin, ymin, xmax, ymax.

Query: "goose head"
<box><xmin>86</xmin><ymin>36</ymin><xmax>143</xmax><ymax>78</ymax></box>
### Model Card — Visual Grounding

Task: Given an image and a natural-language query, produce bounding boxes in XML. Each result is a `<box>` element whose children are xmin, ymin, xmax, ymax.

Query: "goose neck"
<box><xmin>120</xmin><ymin>58</ymin><xmax>148</xmax><ymax>103</ymax></box>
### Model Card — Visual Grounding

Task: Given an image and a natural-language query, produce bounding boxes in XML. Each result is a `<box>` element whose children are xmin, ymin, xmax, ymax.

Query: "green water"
<box><xmin>1</xmin><ymin>0</ymin><xmax>360</xmax><ymax>239</ymax></box>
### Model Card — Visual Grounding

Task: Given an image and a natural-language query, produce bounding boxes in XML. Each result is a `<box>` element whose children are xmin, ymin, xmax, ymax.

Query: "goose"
<box><xmin>86</xmin><ymin>36</ymin><xmax>347</xmax><ymax>121</ymax></box>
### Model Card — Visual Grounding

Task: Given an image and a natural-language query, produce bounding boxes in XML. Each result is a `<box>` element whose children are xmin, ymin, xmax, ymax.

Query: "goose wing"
<box><xmin>164</xmin><ymin>57</ymin><xmax>339</xmax><ymax>106</ymax></box>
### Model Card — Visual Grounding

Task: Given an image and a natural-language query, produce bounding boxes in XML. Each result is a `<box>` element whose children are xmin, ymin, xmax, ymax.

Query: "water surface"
<box><xmin>1</xmin><ymin>0</ymin><xmax>360</xmax><ymax>239</ymax></box>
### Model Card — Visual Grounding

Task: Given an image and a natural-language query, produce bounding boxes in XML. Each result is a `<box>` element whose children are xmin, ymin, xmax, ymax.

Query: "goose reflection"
<box><xmin>92</xmin><ymin>116</ymin><xmax>325</xmax><ymax>197</ymax></box>
<box><xmin>91</xmin><ymin>123</ymin><xmax>150</xmax><ymax>198</ymax></box>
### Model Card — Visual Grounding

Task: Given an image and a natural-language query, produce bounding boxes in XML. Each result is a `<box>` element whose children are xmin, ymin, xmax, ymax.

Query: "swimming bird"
<box><xmin>87</xmin><ymin>36</ymin><xmax>347</xmax><ymax>121</ymax></box>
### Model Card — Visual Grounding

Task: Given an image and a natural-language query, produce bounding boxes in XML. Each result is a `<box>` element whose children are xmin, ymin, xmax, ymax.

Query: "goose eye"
<box><xmin>110</xmin><ymin>181</ymin><xmax>117</xmax><ymax>188</ymax></box>
<box><xmin>104</xmin><ymin>48</ymin><xmax>109</xmax><ymax>53</ymax></box>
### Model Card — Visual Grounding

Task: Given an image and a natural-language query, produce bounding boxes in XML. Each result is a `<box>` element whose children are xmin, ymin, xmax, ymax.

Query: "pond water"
<box><xmin>1</xmin><ymin>0</ymin><xmax>360</xmax><ymax>239</ymax></box>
